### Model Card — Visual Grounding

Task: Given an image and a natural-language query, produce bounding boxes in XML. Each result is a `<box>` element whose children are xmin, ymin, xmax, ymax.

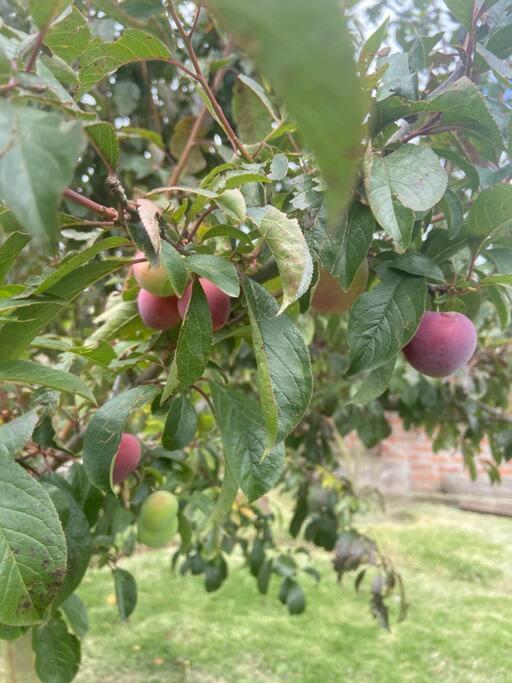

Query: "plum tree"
<box><xmin>137</xmin><ymin>289</ymin><xmax>181</xmax><ymax>330</ymax></box>
<box><xmin>137</xmin><ymin>491</ymin><xmax>179</xmax><ymax>548</ymax></box>
<box><xmin>403</xmin><ymin>311</ymin><xmax>478</xmax><ymax>378</ymax></box>
<box><xmin>133</xmin><ymin>250</ymin><xmax>174</xmax><ymax>297</ymax></box>
<box><xmin>311</xmin><ymin>260</ymin><xmax>368</xmax><ymax>314</ymax></box>
<box><xmin>178</xmin><ymin>278</ymin><xmax>231</xmax><ymax>331</ymax></box>
<box><xmin>112</xmin><ymin>433</ymin><xmax>141</xmax><ymax>485</ymax></box>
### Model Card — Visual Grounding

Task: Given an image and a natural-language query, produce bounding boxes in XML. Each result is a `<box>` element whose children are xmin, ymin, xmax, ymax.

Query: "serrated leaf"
<box><xmin>349</xmin><ymin>357</ymin><xmax>396</xmax><ymax>404</ymax></box>
<box><xmin>135</xmin><ymin>198</ymin><xmax>161</xmax><ymax>257</ymax></box>
<box><xmin>200</xmin><ymin>224</ymin><xmax>253</xmax><ymax>246</ymax></box>
<box><xmin>216</xmin><ymin>188</ymin><xmax>246</xmax><ymax>223</ymax></box>
<box><xmin>359</xmin><ymin>17</ymin><xmax>390</xmax><ymax>70</ymax></box>
<box><xmin>243</xmin><ymin>278</ymin><xmax>313</xmax><ymax>446</ymax></box>
<box><xmin>61</xmin><ymin>594</ymin><xmax>88</xmax><ymax>639</ymax></box>
<box><xmin>348</xmin><ymin>272</ymin><xmax>427</xmax><ymax>375</ymax></box>
<box><xmin>0</xmin><ymin>102</ymin><xmax>85</xmax><ymax>250</ymax></box>
<box><xmin>468</xmin><ymin>184</ymin><xmax>512</xmax><ymax>243</ymax></box>
<box><xmin>256</xmin><ymin>206</ymin><xmax>313</xmax><ymax>313</ymax></box>
<box><xmin>440</xmin><ymin>188</ymin><xmax>464</xmax><ymax>238</ymax></box>
<box><xmin>329</xmin><ymin>203</ymin><xmax>375</xmax><ymax>290</ymax></box>
<box><xmin>86</xmin><ymin>121</ymin><xmax>119</xmax><ymax>170</ymax></box>
<box><xmin>0</xmin><ymin>409</ymin><xmax>39</xmax><ymax>457</ymax></box>
<box><xmin>159</xmin><ymin>240</ymin><xmax>187</xmax><ymax>297</ymax></box>
<box><xmin>0</xmin><ymin>232</ymin><xmax>31</xmax><ymax>284</ymax></box>
<box><xmin>389</xmin><ymin>253</ymin><xmax>445</xmax><ymax>282</ymax></box>
<box><xmin>77</xmin><ymin>29</ymin><xmax>170</xmax><ymax>98</ymax></box>
<box><xmin>0</xmin><ymin>360</ymin><xmax>95</xmax><ymax>403</ymax></box>
<box><xmin>187</xmin><ymin>254</ymin><xmax>240</xmax><ymax>297</ymax></box>
<box><xmin>207</xmin><ymin>0</ymin><xmax>364</xmax><ymax>221</ymax></box>
<box><xmin>113</xmin><ymin>568</ymin><xmax>137</xmax><ymax>621</ymax></box>
<box><xmin>211</xmin><ymin>382</ymin><xmax>285</xmax><ymax>501</ymax></box>
<box><xmin>45</xmin><ymin>6</ymin><xmax>91</xmax><ymax>64</ymax></box>
<box><xmin>29</xmin><ymin>0</ymin><xmax>71</xmax><ymax>28</ymax></box>
<box><xmin>269</xmin><ymin>154</ymin><xmax>288</xmax><ymax>181</ymax></box>
<box><xmin>42</xmin><ymin>476</ymin><xmax>92</xmax><ymax>607</ymax></box>
<box><xmin>33</xmin><ymin>237</ymin><xmax>130</xmax><ymax>295</ymax></box>
<box><xmin>0</xmin><ymin>454</ymin><xmax>68</xmax><ymax>626</ymax></box>
<box><xmin>161</xmin><ymin>280</ymin><xmax>212</xmax><ymax>402</ymax></box>
<box><xmin>162</xmin><ymin>395</ymin><xmax>198</xmax><ymax>450</ymax></box>
<box><xmin>237</xmin><ymin>74</ymin><xmax>279</xmax><ymax>120</ymax></box>
<box><xmin>364</xmin><ymin>144</ymin><xmax>447</xmax><ymax>247</ymax></box>
<box><xmin>33</xmin><ymin>612</ymin><xmax>81</xmax><ymax>683</ymax></box>
<box><xmin>83</xmin><ymin>385</ymin><xmax>159</xmax><ymax>490</ymax></box>
<box><xmin>232</xmin><ymin>77</ymin><xmax>273</xmax><ymax>144</ymax></box>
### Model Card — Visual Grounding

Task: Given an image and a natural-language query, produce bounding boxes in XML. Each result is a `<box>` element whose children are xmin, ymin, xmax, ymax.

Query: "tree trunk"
<box><xmin>1</xmin><ymin>632</ymin><xmax>39</xmax><ymax>682</ymax></box>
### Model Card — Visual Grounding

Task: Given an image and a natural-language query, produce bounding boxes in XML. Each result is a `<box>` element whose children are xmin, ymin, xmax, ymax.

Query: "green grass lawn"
<box><xmin>76</xmin><ymin>503</ymin><xmax>512</xmax><ymax>683</ymax></box>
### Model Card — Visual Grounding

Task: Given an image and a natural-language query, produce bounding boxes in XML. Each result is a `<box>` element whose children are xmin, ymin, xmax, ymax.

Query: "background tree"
<box><xmin>0</xmin><ymin>0</ymin><xmax>511</xmax><ymax>680</ymax></box>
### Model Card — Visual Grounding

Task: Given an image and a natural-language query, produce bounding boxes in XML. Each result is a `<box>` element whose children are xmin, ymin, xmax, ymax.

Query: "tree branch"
<box><xmin>63</xmin><ymin>189</ymin><xmax>118</xmax><ymax>220</ymax></box>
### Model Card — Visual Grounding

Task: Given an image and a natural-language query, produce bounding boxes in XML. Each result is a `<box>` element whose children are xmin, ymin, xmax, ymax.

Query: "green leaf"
<box><xmin>207</xmin><ymin>0</ymin><xmax>364</xmax><ymax>220</ymax></box>
<box><xmin>0</xmin><ymin>360</ymin><xmax>95</xmax><ymax>403</ymax></box>
<box><xmin>442</xmin><ymin>0</ymin><xmax>474</xmax><ymax>30</ymax></box>
<box><xmin>29</xmin><ymin>0</ymin><xmax>71</xmax><ymax>28</ymax></box>
<box><xmin>45</xmin><ymin>6</ymin><xmax>91</xmax><ymax>64</ymax></box>
<box><xmin>83</xmin><ymin>385</ymin><xmax>159</xmax><ymax>491</ymax></box>
<box><xmin>412</xmin><ymin>77</ymin><xmax>503</xmax><ymax>149</ymax></box>
<box><xmin>187</xmin><ymin>254</ymin><xmax>240</xmax><ymax>298</ymax></box>
<box><xmin>327</xmin><ymin>203</ymin><xmax>375</xmax><ymax>290</ymax></box>
<box><xmin>0</xmin><ymin>409</ymin><xmax>39</xmax><ymax>457</ymax></box>
<box><xmin>161</xmin><ymin>280</ymin><xmax>212</xmax><ymax>402</ymax></box>
<box><xmin>86</xmin><ymin>121</ymin><xmax>120</xmax><ymax>170</ymax></box>
<box><xmin>0</xmin><ymin>232</ymin><xmax>31</xmax><ymax>284</ymax></box>
<box><xmin>479</xmin><ymin>274</ymin><xmax>512</xmax><ymax>287</ymax></box>
<box><xmin>269</xmin><ymin>154</ymin><xmax>288</xmax><ymax>181</ymax></box>
<box><xmin>477</xmin><ymin>43</ymin><xmax>512</xmax><ymax>81</ymax></box>
<box><xmin>487</xmin><ymin>285</ymin><xmax>511</xmax><ymax>331</ymax></box>
<box><xmin>0</xmin><ymin>102</ymin><xmax>85</xmax><ymax>250</ymax></box>
<box><xmin>256</xmin><ymin>207</ymin><xmax>313</xmax><ymax>313</ymax></box>
<box><xmin>61</xmin><ymin>594</ymin><xmax>88</xmax><ymax>639</ymax></box>
<box><xmin>237</xmin><ymin>74</ymin><xmax>279</xmax><ymax>120</ymax></box>
<box><xmin>216</xmin><ymin>188</ymin><xmax>246</xmax><ymax>223</ymax></box>
<box><xmin>286</xmin><ymin>581</ymin><xmax>306</xmax><ymax>615</ymax></box>
<box><xmin>359</xmin><ymin>17</ymin><xmax>390</xmax><ymax>70</ymax></box>
<box><xmin>440</xmin><ymin>189</ymin><xmax>464</xmax><ymax>238</ymax></box>
<box><xmin>211</xmin><ymin>383</ymin><xmax>285</xmax><ymax>501</ymax></box>
<box><xmin>33</xmin><ymin>237</ymin><xmax>129</xmax><ymax>295</ymax></box>
<box><xmin>200</xmin><ymin>224</ymin><xmax>253</xmax><ymax>246</ymax></box>
<box><xmin>243</xmin><ymin>278</ymin><xmax>313</xmax><ymax>446</ymax></box>
<box><xmin>33</xmin><ymin>612</ymin><xmax>81</xmax><ymax>683</ymax></box>
<box><xmin>0</xmin><ymin>258</ymin><xmax>130</xmax><ymax>359</ymax></box>
<box><xmin>468</xmin><ymin>185</ymin><xmax>512</xmax><ymax>242</ymax></box>
<box><xmin>389</xmin><ymin>253</ymin><xmax>445</xmax><ymax>282</ymax></box>
<box><xmin>160</xmin><ymin>241</ymin><xmax>188</xmax><ymax>297</ymax></box>
<box><xmin>162</xmin><ymin>395</ymin><xmax>198</xmax><ymax>450</ymax></box>
<box><xmin>348</xmin><ymin>358</ymin><xmax>396</xmax><ymax>405</ymax></box>
<box><xmin>0</xmin><ymin>454</ymin><xmax>67</xmax><ymax>626</ymax></box>
<box><xmin>43</xmin><ymin>476</ymin><xmax>92</xmax><ymax>607</ymax></box>
<box><xmin>113</xmin><ymin>568</ymin><xmax>137</xmax><ymax>621</ymax></box>
<box><xmin>77</xmin><ymin>29</ymin><xmax>170</xmax><ymax>98</ymax></box>
<box><xmin>364</xmin><ymin>144</ymin><xmax>447</xmax><ymax>247</ymax></box>
<box><xmin>232</xmin><ymin>77</ymin><xmax>273</xmax><ymax>144</ymax></box>
<box><xmin>377</xmin><ymin>53</ymin><xmax>417</xmax><ymax>102</ymax></box>
<box><xmin>348</xmin><ymin>272</ymin><xmax>427</xmax><ymax>375</ymax></box>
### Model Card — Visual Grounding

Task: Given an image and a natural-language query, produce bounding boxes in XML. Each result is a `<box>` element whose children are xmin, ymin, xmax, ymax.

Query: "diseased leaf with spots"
<box><xmin>0</xmin><ymin>454</ymin><xmax>68</xmax><ymax>626</ymax></box>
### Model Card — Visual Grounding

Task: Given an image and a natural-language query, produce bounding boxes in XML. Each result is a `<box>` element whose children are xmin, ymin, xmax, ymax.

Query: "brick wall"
<box><xmin>348</xmin><ymin>414</ymin><xmax>512</xmax><ymax>500</ymax></box>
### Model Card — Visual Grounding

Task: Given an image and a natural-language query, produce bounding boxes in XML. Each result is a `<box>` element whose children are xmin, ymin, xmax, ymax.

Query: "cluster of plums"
<box><xmin>112</xmin><ymin>433</ymin><xmax>179</xmax><ymax>548</ymax></box>
<box><xmin>311</xmin><ymin>261</ymin><xmax>477</xmax><ymax>378</ymax></box>
<box><xmin>133</xmin><ymin>251</ymin><xmax>231</xmax><ymax>332</ymax></box>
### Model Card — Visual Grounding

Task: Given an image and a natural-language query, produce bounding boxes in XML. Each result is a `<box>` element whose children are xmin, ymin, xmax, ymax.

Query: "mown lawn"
<box><xmin>76</xmin><ymin>503</ymin><xmax>512</xmax><ymax>683</ymax></box>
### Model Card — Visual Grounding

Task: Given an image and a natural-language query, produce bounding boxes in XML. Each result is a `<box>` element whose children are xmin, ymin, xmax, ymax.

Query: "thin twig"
<box><xmin>191</xmin><ymin>384</ymin><xmax>215</xmax><ymax>413</ymax></box>
<box><xmin>185</xmin><ymin>205</ymin><xmax>216</xmax><ymax>242</ymax></box>
<box><xmin>63</xmin><ymin>189</ymin><xmax>118</xmax><ymax>220</ymax></box>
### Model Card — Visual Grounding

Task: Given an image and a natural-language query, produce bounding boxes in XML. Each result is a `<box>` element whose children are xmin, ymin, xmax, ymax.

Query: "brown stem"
<box><xmin>191</xmin><ymin>384</ymin><xmax>215</xmax><ymax>413</ymax></box>
<box><xmin>168</xmin><ymin>38</ymin><xmax>234</xmax><ymax>187</ymax></box>
<box><xmin>166</xmin><ymin>1</ymin><xmax>250</xmax><ymax>160</ymax></box>
<box><xmin>185</xmin><ymin>205</ymin><xmax>215</xmax><ymax>242</ymax></box>
<box><xmin>63</xmin><ymin>189</ymin><xmax>118</xmax><ymax>220</ymax></box>
<box><xmin>25</xmin><ymin>27</ymin><xmax>48</xmax><ymax>73</ymax></box>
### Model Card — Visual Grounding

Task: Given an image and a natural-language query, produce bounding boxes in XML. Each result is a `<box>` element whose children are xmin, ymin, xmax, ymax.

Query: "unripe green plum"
<box><xmin>178</xmin><ymin>278</ymin><xmax>231</xmax><ymax>331</ymax></box>
<box><xmin>137</xmin><ymin>490</ymin><xmax>179</xmax><ymax>548</ymax></box>
<box><xmin>198</xmin><ymin>412</ymin><xmax>215</xmax><ymax>432</ymax></box>
<box><xmin>133</xmin><ymin>250</ymin><xmax>174</xmax><ymax>296</ymax></box>
<box><xmin>137</xmin><ymin>289</ymin><xmax>181</xmax><ymax>330</ymax></box>
<box><xmin>112</xmin><ymin>433</ymin><xmax>141</xmax><ymax>485</ymax></box>
<box><xmin>403</xmin><ymin>311</ymin><xmax>477</xmax><ymax>378</ymax></box>
<box><xmin>311</xmin><ymin>260</ymin><xmax>368</xmax><ymax>314</ymax></box>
